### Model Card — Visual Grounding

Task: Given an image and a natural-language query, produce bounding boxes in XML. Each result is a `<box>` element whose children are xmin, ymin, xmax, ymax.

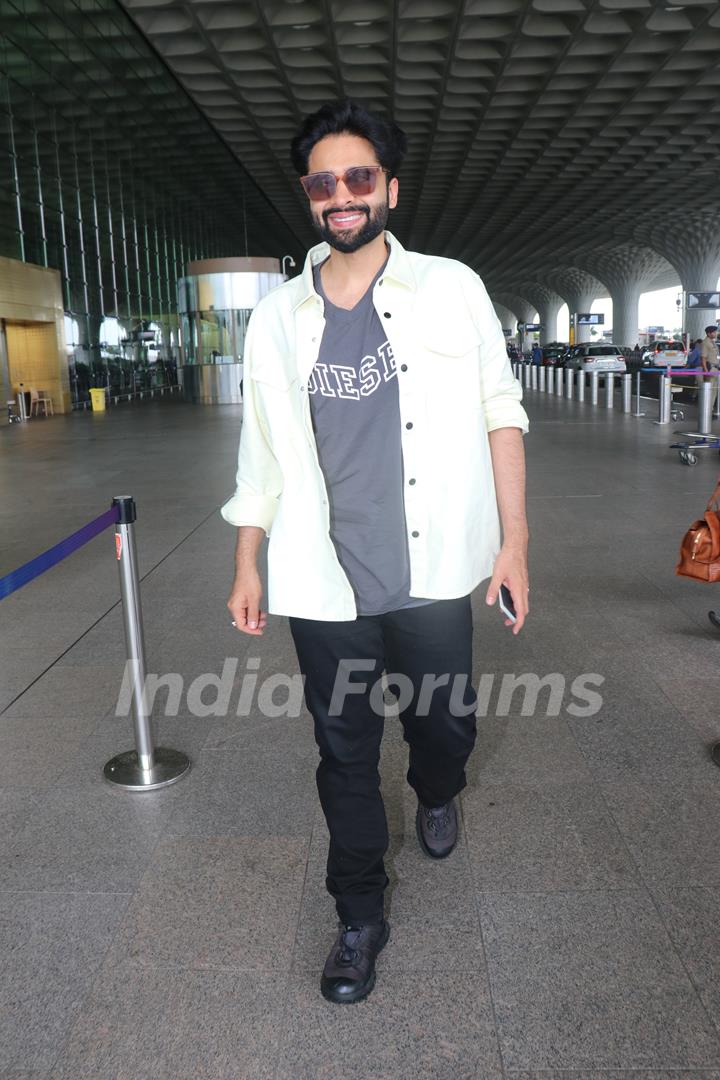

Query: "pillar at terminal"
<box><xmin>518</xmin><ymin>282</ymin><xmax>564</xmax><ymax>345</ymax></box>
<box><xmin>494</xmin><ymin>292</ymin><xmax>538</xmax><ymax>354</ymax></box>
<box><xmin>634</xmin><ymin>215</ymin><xmax>720</xmax><ymax>342</ymax></box>
<box><xmin>545</xmin><ymin>268</ymin><xmax>606</xmax><ymax>344</ymax></box>
<box><xmin>577</xmin><ymin>245</ymin><xmax>675</xmax><ymax>349</ymax></box>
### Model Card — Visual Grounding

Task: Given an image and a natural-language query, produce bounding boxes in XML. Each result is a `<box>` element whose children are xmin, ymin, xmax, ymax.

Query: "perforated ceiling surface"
<box><xmin>120</xmin><ymin>0</ymin><xmax>720</xmax><ymax>293</ymax></box>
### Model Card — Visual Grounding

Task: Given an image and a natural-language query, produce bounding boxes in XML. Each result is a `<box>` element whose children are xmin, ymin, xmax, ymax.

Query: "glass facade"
<box><xmin>0</xmin><ymin>0</ymin><xmax>302</xmax><ymax>406</ymax></box>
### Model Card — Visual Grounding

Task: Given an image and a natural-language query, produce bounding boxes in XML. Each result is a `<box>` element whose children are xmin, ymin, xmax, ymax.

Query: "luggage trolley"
<box><xmin>668</xmin><ymin>368</ymin><xmax>720</xmax><ymax>465</ymax></box>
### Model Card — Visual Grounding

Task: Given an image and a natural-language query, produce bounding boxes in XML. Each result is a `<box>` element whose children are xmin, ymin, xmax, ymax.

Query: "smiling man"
<box><xmin>223</xmin><ymin>100</ymin><xmax>529</xmax><ymax>1005</ymax></box>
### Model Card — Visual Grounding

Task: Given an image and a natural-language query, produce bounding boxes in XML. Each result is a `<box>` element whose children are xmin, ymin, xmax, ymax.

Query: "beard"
<box><xmin>312</xmin><ymin>198</ymin><xmax>390</xmax><ymax>254</ymax></box>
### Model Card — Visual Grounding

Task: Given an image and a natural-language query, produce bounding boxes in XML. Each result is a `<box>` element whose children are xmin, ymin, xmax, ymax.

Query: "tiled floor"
<box><xmin>3</xmin><ymin>392</ymin><xmax>720</xmax><ymax>1078</ymax></box>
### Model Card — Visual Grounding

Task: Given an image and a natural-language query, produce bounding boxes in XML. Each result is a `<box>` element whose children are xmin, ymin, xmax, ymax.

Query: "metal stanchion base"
<box><xmin>104</xmin><ymin>747</ymin><xmax>190</xmax><ymax>790</ymax></box>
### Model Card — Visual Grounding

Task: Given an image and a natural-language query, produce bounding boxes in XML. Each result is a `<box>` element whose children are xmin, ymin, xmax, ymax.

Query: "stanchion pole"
<box><xmin>577</xmin><ymin>370</ymin><xmax>585</xmax><ymax>403</ymax></box>
<box><xmin>547</xmin><ymin>366</ymin><xmax>555</xmax><ymax>394</ymax></box>
<box><xmin>699</xmin><ymin>379</ymin><xmax>713</xmax><ymax>435</ymax></box>
<box><xmin>633</xmin><ymin>370</ymin><xmax>645</xmax><ymax>417</ymax></box>
<box><xmin>538</xmin><ymin>365</ymin><xmax>546</xmax><ymax>392</ymax></box>
<box><xmin>657</xmin><ymin>374</ymin><xmax>671</xmax><ymax>424</ymax></box>
<box><xmin>590</xmin><ymin>371</ymin><xmax>599</xmax><ymax>405</ymax></box>
<box><xmin>565</xmin><ymin>367</ymin><xmax>573</xmax><ymax>399</ymax></box>
<box><xmin>605</xmin><ymin>372</ymin><xmax>615</xmax><ymax>409</ymax></box>
<box><xmin>530</xmin><ymin>364</ymin><xmax>537</xmax><ymax>390</ymax></box>
<box><xmin>622</xmin><ymin>373</ymin><xmax>632</xmax><ymax>413</ymax></box>
<box><xmin>104</xmin><ymin>495</ymin><xmax>190</xmax><ymax>791</ymax></box>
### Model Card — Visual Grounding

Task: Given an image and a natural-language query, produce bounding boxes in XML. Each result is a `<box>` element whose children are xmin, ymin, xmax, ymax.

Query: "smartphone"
<box><xmin>499</xmin><ymin>584</ymin><xmax>517</xmax><ymax>624</ymax></box>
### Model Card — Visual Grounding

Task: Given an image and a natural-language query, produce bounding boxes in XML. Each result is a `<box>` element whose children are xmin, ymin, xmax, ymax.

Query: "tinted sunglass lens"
<box><xmin>305</xmin><ymin>173</ymin><xmax>336</xmax><ymax>201</ymax></box>
<box><xmin>345</xmin><ymin>167</ymin><xmax>377</xmax><ymax>195</ymax></box>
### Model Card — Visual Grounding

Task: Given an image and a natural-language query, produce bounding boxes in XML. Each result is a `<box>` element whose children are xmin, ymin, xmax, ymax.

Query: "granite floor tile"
<box><xmin>0</xmin><ymin>891</ymin><xmax>131</xmax><ymax>1071</ymax></box>
<box><xmin>470</xmin><ymin>716</ymin><xmax>594</xmax><ymax>786</ymax></box>
<box><xmin>2</xmin><ymin>663</ymin><xmax>122</xmax><ymax>720</ymax></box>
<box><xmin>49</xmin><ymin>961</ymin><xmax>284</xmax><ymax>1079</ymax></box>
<box><xmin>652</xmin><ymin>887</ymin><xmax>720</xmax><ymax>1026</ymax></box>
<box><xmin>463</xmin><ymin>780</ymin><xmax>639</xmax><ymax>894</ymax></box>
<box><xmin>508</xmin><ymin>1072</ymin><xmax>720</xmax><ymax>1078</ymax></box>
<box><xmin>111</xmin><ymin>836</ymin><xmax>308</xmax><ymax>972</ymax></box>
<box><xmin>0</xmin><ymin>783</ymin><xmax>173</xmax><ymax>892</ymax></box>
<box><xmin>601</xmin><ymin>776</ymin><xmax>720</xmax><ymax>887</ymax></box>
<box><xmin>480</xmin><ymin>890</ymin><xmax>720</xmax><ymax>1071</ymax></box>
<box><xmin>163</xmin><ymin>743</ymin><xmax>317</xmax><ymax>839</ymax></box>
<box><xmin>277</xmin><ymin>969</ymin><xmax>503</xmax><ymax>1080</ymax></box>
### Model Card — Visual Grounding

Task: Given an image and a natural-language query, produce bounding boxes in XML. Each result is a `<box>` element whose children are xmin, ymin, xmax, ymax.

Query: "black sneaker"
<box><xmin>320</xmin><ymin>920</ymin><xmax>390</xmax><ymax>1005</ymax></box>
<box><xmin>416</xmin><ymin>799</ymin><xmax>458</xmax><ymax>859</ymax></box>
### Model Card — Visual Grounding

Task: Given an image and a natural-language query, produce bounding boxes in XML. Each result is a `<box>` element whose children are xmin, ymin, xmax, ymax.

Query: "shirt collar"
<box><xmin>293</xmin><ymin>230</ymin><xmax>415</xmax><ymax>311</ymax></box>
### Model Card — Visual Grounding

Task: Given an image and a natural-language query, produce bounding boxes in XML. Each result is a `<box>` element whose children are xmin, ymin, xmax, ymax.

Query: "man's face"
<box><xmin>305</xmin><ymin>133</ymin><xmax>399</xmax><ymax>254</ymax></box>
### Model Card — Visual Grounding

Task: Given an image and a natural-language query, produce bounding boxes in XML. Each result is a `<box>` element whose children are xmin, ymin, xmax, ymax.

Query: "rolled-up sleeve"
<box><xmin>220</xmin><ymin>314</ymin><xmax>284</xmax><ymax>534</ymax></box>
<box><xmin>464</xmin><ymin>271</ymin><xmax>529</xmax><ymax>435</ymax></box>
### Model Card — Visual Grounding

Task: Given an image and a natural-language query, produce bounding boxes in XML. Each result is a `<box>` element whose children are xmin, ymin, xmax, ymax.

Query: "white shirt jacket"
<box><xmin>221</xmin><ymin>232</ymin><xmax>529</xmax><ymax>621</ymax></box>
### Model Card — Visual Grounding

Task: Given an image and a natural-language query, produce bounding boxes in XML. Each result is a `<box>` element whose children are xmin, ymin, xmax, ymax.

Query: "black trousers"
<box><xmin>289</xmin><ymin>596</ymin><xmax>477</xmax><ymax>925</ymax></box>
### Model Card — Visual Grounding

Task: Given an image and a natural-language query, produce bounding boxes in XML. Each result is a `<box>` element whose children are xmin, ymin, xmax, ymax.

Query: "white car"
<box><xmin>641</xmin><ymin>340</ymin><xmax>687</xmax><ymax>367</ymax></box>
<box><xmin>566</xmin><ymin>344</ymin><xmax>627</xmax><ymax>373</ymax></box>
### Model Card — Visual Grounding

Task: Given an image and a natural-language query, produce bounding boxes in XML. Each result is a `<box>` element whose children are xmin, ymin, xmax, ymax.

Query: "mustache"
<box><xmin>322</xmin><ymin>205</ymin><xmax>370</xmax><ymax>223</ymax></box>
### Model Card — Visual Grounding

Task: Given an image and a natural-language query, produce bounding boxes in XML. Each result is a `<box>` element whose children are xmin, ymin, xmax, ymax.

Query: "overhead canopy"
<box><xmin>119</xmin><ymin>0</ymin><xmax>720</xmax><ymax>301</ymax></box>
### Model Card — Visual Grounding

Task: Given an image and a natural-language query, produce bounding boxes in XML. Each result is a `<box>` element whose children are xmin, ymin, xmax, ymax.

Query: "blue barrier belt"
<box><xmin>0</xmin><ymin>505</ymin><xmax>120</xmax><ymax>601</ymax></box>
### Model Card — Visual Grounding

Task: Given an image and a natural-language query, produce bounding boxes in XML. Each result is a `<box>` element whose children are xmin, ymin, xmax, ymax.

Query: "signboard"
<box><xmin>646</xmin><ymin>326</ymin><xmax>664</xmax><ymax>334</ymax></box>
<box><xmin>687</xmin><ymin>292</ymin><xmax>720</xmax><ymax>310</ymax></box>
<box><xmin>502</xmin><ymin>328</ymin><xmax>512</xmax><ymax>337</ymax></box>
<box><xmin>522</xmin><ymin>323</ymin><xmax>543</xmax><ymax>332</ymax></box>
<box><xmin>577</xmin><ymin>313</ymin><xmax>604</xmax><ymax>326</ymax></box>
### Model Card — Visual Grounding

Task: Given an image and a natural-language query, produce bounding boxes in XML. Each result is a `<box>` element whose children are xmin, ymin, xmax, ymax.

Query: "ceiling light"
<box><xmin>293</xmin><ymin>23</ymin><xmax>311</xmax><ymax>29</ymax></box>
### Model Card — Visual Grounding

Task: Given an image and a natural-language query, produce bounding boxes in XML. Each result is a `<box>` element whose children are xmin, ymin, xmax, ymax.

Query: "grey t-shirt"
<box><xmin>309</xmin><ymin>260</ymin><xmax>430</xmax><ymax>616</ymax></box>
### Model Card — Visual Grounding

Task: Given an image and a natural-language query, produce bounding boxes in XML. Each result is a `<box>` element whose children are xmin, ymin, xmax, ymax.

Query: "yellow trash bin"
<box><xmin>89</xmin><ymin>388</ymin><xmax>106</xmax><ymax>412</ymax></box>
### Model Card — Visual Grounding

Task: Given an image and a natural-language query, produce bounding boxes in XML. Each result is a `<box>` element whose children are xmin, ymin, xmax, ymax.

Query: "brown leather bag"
<box><xmin>676</xmin><ymin>479</ymin><xmax>720</xmax><ymax>582</ymax></box>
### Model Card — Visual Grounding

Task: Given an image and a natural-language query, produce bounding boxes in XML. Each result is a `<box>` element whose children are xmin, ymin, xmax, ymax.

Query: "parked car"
<box><xmin>641</xmin><ymin>340</ymin><xmax>687</xmax><ymax>367</ymax></box>
<box><xmin>541</xmin><ymin>343</ymin><xmax>566</xmax><ymax>367</ymax></box>
<box><xmin>564</xmin><ymin>343</ymin><xmax>627</xmax><ymax>373</ymax></box>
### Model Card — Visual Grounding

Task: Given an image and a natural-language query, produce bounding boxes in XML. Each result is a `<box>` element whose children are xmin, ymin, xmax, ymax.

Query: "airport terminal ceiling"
<box><xmin>118</xmin><ymin>0</ymin><xmax>720</xmax><ymax>303</ymax></box>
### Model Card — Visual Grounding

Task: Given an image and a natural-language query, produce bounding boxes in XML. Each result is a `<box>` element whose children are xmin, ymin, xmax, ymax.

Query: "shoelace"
<box><xmin>422</xmin><ymin>804</ymin><xmax>452</xmax><ymax>835</ymax></box>
<box><xmin>337</xmin><ymin>925</ymin><xmax>364</xmax><ymax>966</ymax></box>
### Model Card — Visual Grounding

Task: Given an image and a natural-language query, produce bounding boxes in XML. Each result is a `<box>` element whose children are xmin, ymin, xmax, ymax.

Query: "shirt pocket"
<box><xmin>420</xmin><ymin>321</ymin><xmax>483</xmax><ymax>410</ymax></box>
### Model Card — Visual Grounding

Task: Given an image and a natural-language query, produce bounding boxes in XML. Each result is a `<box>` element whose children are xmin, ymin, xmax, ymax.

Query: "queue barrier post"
<box><xmin>555</xmin><ymin>366</ymin><xmax>564</xmax><ymax>397</ymax></box>
<box><xmin>103</xmin><ymin>495</ymin><xmax>191</xmax><ymax>791</ymax></box>
<box><xmin>547</xmin><ymin>366</ymin><xmax>555</xmax><ymax>394</ymax></box>
<box><xmin>577</xmin><ymin>369</ymin><xmax>585</xmax><ymax>402</ymax></box>
<box><xmin>622</xmin><ymin>373</ymin><xmax>632</xmax><ymax>413</ymax></box>
<box><xmin>699</xmin><ymin>379</ymin><xmax>714</xmax><ymax>436</ymax></box>
<box><xmin>590</xmin><ymin>370</ymin><xmax>599</xmax><ymax>406</ymax></box>
<box><xmin>657</xmin><ymin>374</ymin><xmax>671</xmax><ymax>424</ymax></box>
<box><xmin>538</xmin><ymin>365</ymin><xmax>546</xmax><ymax>392</ymax></box>
<box><xmin>530</xmin><ymin>364</ymin><xmax>537</xmax><ymax>390</ymax></box>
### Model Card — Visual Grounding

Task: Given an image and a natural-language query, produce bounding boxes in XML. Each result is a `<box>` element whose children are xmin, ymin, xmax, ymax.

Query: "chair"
<box><xmin>29</xmin><ymin>388</ymin><xmax>54</xmax><ymax>417</ymax></box>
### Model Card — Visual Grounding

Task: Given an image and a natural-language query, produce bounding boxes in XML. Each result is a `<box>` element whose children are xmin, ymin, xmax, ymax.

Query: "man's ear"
<box><xmin>388</xmin><ymin>176</ymin><xmax>399</xmax><ymax>210</ymax></box>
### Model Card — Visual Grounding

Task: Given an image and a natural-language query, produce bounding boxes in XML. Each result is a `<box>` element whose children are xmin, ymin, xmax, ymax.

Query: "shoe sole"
<box><xmin>415</xmin><ymin>806</ymin><xmax>457</xmax><ymax>860</ymax></box>
<box><xmin>320</xmin><ymin>921</ymin><xmax>390</xmax><ymax>1005</ymax></box>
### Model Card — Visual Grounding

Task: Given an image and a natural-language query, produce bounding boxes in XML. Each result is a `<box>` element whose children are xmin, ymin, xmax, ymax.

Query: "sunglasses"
<box><xmin>299</xmin><ymin>165</ymin><xmax>386</xmax><ymax>202</ymax></box>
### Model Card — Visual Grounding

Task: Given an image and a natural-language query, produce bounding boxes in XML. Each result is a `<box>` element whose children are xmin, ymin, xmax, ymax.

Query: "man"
<box><xmin>700</xmin><ymin>325</ymin><xmax>719</xmax><ymax>410</ymax></box>
<box><xmin>531</xmin><ymin>342</ymin><xmax>543</xmax><ymax>366</ymax></box>
<box><xmin>223</xmin><ymin>101</ymin><xmax>529</xmax><ymax>1005</ymax></box>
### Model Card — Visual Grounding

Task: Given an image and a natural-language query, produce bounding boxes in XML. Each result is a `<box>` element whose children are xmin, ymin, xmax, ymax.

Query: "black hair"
<box><xmin>290</xmin><ymin>100</ymin><xmax>408</xmax><ymax>178</ymax></box>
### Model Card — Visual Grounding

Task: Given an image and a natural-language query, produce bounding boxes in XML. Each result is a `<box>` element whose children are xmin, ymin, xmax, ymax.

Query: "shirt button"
<box><xmin>405</xmin><ymin>421</ymin><xmax>413</xmax><ymax>429</ymax></box>
<box><xmin>411</xmin><ymin>530</ymin><xmax>420</xmax><ymax>538</ymax></box>
<box><xmin>408</xmin><ymin>478</ymin><xmax>416</xmax><ymax>485</ymax></box>
<box><xmin>383</xmin><ymin>311</ymin><xmax>392</xmax><ymax>318</ymax></box>
<box><xmin>400</xmin><ymin>364</ymin><xmax>408</xmax><ymax>372</ymax></box>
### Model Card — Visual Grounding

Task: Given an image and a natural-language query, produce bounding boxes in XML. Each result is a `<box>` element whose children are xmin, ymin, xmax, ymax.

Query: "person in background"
<box><xmin>687</xmin><ymin>339</ymin><xmax>702</xmax><ymax>368</ymax></box>
<box><xmin>699</xmin><ymin>325</ymin><xmax>719</xmax><ymax>409</ymax></box>
<box><xmin>531</xmin><ymin>342</ymin><xmax>543</xmax><ymax>366</ymax></box>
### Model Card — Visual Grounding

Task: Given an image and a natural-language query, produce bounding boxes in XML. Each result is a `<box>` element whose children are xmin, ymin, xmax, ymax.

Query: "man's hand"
<box><xmin>486</xmin><ymin>546</ymin><xmax>529</xmax><ymax>635</ymax></box>
<box><xmin>227</xmin><ymin>568</ymin><xmax>267</xmax><ymax>635</ymax></box>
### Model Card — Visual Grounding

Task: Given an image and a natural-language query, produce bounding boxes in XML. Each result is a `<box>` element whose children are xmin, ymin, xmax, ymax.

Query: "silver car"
<box><xmin>565</xmin><ymin>343</ymin><xmax>627</xmax><ymax>373</ymax></box>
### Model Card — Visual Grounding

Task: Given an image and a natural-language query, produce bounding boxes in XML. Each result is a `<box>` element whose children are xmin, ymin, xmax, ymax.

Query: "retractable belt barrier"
<box><xmin>0</xmin><ymin>496</ymin><xmax>190</xmax><ymax>793</ymax></box>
